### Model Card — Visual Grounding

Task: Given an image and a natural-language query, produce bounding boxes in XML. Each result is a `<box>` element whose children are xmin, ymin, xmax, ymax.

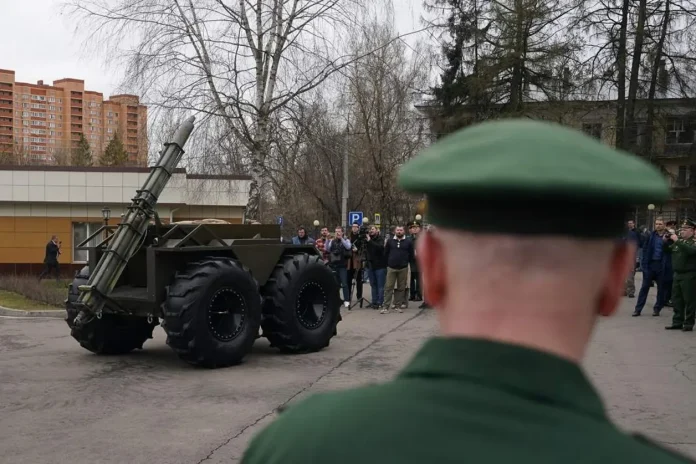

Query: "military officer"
<box><xmin>241</xmin><ymin>119</ymin><xmax>693</xmax><ymax>463</ymax></box>
<box><xmin>665</xmin><ymin>218</ymin><xmax>696</xmax><ymax>332</ymax></box>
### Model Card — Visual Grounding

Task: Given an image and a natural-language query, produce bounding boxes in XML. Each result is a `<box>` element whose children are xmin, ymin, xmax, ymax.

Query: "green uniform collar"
<box><xmin>399</xmin><ymin>337</ymin><xmax>607</xmax><ymax>421</ymax></box>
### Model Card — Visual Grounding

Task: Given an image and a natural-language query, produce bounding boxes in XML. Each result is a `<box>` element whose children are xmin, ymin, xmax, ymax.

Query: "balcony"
<box><xmin>0</xmin><ymin>90</ymin><xmax>12</xmax><ymax>97</ymax></box>
<box><xmin>71</xmin><ymin>124</ymin><xmax>82</xmax><ymax>130</ymax></box>
<box><xmin>0</xmin><ymin>117</ymin><xmax>12</xmax><ymax>126</ymax></box>
<box><xmin>71</xmin><ymin>107</ymin><xmax>83</xmax><ymax>114</ymax></box>
<box><xmin>70</xmin><ymin>99</ymin><xmax>83</xmax><ymax>107</ymax></box>
<box><xmin>655</xmin><ymin>144</ymin><xmax>696</xmax><ymax>159</ymax></box>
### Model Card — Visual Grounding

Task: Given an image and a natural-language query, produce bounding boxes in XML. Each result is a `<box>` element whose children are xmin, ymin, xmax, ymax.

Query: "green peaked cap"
<box><xmin>398</xmin><ymin>119</ymin><xmax>671</xmax><ymax>238</ymax></box>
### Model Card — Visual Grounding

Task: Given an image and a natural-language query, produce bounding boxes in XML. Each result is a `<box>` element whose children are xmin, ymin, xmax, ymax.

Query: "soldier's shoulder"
<box><xmin>627</xmin><ymin>433</ymin><xmax>696</xmax><ymax>463</ymax></box>
<box><xmin>241</xmin><ymin>384</ymin><xmax>390</xmax><ymax>463</ymax></box>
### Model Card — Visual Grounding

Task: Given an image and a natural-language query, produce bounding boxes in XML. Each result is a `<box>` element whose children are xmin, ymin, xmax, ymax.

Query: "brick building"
<box><xmin>0</xmin><ymin>69</ymin><xmax>148</xmax><ymax>166</ymax></box>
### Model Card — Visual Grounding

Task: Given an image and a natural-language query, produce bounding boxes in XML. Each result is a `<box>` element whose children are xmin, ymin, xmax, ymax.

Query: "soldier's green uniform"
<box><xmin>666</xmin><ymin>219</ymin><xmax>696</xmax><ymax>331</ymax></box>
<box><xmin>241</xmin><ymin>120</ymin><xmax>692</xmax><ymax>464</ymax></box>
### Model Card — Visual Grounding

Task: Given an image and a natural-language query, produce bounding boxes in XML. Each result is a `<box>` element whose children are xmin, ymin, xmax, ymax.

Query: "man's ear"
<box><xmin>597</xmin><ymin>241</ymin><xmax>635</xmax><ymax>317</ymax></box>
<box><xmin>418</xmin><ymin>231</ymin><xmax>446</xmax><ymax>308</ymax></box>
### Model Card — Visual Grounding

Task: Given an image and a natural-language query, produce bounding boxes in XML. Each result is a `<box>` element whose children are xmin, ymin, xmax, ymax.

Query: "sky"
<box><xmin>1</xmin><ymin>0</ymin><xmax>429</xmax><ymax>99</ymax></box>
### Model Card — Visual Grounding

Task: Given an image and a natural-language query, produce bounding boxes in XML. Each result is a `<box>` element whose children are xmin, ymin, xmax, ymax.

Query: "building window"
<box><xmin>582</xmin><ymin>123</ymin><xmax>602</xmax><ymax>139</ymax></box>
<box><xmin>678</xmin><ymin>166</ymin><xmax>688</xmax><ymax>187</ymax></box>
<box><xmin>72</xmin><ymin>222</ymin><xmax>103</xmax><ymax>262</ymax></box>
<box><xmin>666</xmin><ymin>119</ymin><xmax>695</xmax><ymax>145</ymax></box>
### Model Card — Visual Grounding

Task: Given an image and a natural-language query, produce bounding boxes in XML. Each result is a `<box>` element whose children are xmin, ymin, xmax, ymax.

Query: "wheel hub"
<box><xmin>208</xmin><ymin>288</ymin><xmax>246</xmax><ymax>341</ymax></box>
<box><xmin>296</xmin><ymin>282</ymin><xmax>328</xmax><ymax>329</ymax></box>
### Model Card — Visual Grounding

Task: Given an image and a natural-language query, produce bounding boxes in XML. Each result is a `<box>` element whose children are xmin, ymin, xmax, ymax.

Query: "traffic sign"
<box><xmin>276</xmin><ymin>216</ymin><xmax>284</xmax><ymax>226</ymax></box>
<box><xmin>374</xmin><ymin>213</ymin><xmax>381</xmax><ymax>225</ymax></box>
<box><xmin>348</xmin><ymin>211</ymin><xmax>363</xmax><ymax>226</ymax></box>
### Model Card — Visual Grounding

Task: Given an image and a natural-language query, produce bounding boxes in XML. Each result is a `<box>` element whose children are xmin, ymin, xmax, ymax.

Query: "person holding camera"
<box><xmin>348</xmin><ymin>222</ymin><xmax>365</xmax><ymax>306</ymax></box>
<box><xmin>364</xmin><ymin>225</ymin><xmax>387</xmax><ymax>309</ymax></box>
<box><xmin>39</xmin><ymin>235</ymin><xmax>62</xmax><ymax>282</ymax></box>
<box><xmin>325</xmin><ymin>226</ymin><xmax>352</xmax><ymax>308</ymax></box>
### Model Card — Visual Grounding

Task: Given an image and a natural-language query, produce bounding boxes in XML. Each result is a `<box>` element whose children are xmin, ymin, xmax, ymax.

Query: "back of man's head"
<box><xmin>397</xmin><ymin>119</ymin><xmax>670</xmax><ymax>363</ymax></box>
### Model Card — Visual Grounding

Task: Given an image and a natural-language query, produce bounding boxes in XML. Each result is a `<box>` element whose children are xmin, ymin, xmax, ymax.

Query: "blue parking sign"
<box><xmin>348</xmin><ymin>211</ymin><xmax>363</xmax><ymax>226</ymax></box>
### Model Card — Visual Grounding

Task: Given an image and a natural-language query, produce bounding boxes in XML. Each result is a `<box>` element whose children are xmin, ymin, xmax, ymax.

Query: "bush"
<box><xmin>0</xmin><ymin>275</ymin><xmax>66</xmax><ymax>307</ymax></box>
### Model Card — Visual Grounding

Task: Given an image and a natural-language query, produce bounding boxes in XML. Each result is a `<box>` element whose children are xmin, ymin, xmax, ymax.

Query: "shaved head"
<box><xmin>418</xmin><ymin>228</ymin><xmax>634</xmax><ymax>362</ymax></box>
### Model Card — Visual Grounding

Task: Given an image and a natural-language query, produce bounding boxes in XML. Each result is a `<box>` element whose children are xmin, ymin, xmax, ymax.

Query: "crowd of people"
<box><xmin>291</xmin><ymin>222</ymin><xmax>430</xmax><ymax>313</ymax></box>
<box><xmin>626</xmin><ymin>217</ymin><xmax>696</xmax><ymax>331</ymax></box>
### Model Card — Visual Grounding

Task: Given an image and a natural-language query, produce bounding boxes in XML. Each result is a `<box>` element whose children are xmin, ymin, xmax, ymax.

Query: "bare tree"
<box><xmin>64</xmin><ymin>0</ymin><xmax>400</xmax><ymax>220</ymax></box>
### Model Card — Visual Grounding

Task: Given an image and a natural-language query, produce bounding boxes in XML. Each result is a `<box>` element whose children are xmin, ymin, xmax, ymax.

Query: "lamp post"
<box><xmin>313</xmin><ymin>219</ymin><xmax>320</xmax><ymax>240</ymax></box>
<box><xmin>102</xmin><ymin>206</ymin><xmax>112</xmax><ymax>240</ymax></box>
<box><xmin>102</xmin><ymin>206</ymin><xmax>111</xmax><ymax>226</ymax></box>
<box><xmin>415</xmin><ymin>214</ymin><xmax>422</xmax><ymax>223</ymax></box>
<box><xmin>648</xmin><ymin>204</ymin><xmax>655</xmax><ymax>231</ymax></box>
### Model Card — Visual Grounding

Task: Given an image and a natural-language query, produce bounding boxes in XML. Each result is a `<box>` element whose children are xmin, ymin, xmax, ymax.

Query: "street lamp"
<box><xmin>101</xmin><ymin>206</ymin><xmax>111</xmax><ymax>226</ymax></box>
<box><xmin>313</xmin><ymin>219</ymin><xmax>320</xmax><ymax>239</ymax></box>
<box><xmin>648</xmin><ymin>204</ymin><xmax>655</xmax><ymax>231</ymax></box>
<box><xmin>415</xmin><ymin>214</ymin><xmax>422</xmax><ymax>222</ymax></box>
<box><xmin>362</xmin><ymin>217</ymin><xmax>369</xmax><ymax>225</ymax></box>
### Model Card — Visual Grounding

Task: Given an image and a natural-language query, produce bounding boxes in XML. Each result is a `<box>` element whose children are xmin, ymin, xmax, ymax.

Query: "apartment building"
<box><xmin>417</xmin><ymin>97</ymin><xmax>696</xmax><ymax>221</ymax></box>
<box><xmin>0</xmin><ymin>69</ymin><xmax>147</xmax><ymax>166</ymax></box>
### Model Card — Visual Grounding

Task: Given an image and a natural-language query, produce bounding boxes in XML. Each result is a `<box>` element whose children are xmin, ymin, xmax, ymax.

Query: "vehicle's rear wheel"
<box><xmin>162</xmin><ymin>256</ymin><xmax>261</xmax><ymax>368</ymax></box>
<box><xmin>261</xmin><ymin>253</ymin><xmax>341</xmax><ymax>353</ymax></box>
<box><xmin>66</xmin><ymin>267</ymin><xmax>158</xmax><ymax>355</ymax></box>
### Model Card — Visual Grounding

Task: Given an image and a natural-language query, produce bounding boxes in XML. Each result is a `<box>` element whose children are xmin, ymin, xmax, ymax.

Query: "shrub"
<box><xmin>0</xmin><ymin>274</ymin><xmax>66</xmax><ymax>307</ymax></box>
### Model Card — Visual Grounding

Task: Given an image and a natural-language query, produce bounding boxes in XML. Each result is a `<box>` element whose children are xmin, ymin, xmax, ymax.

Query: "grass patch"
<box><xmin>0</xmin><ymin>290</ymin><xmax>62</xmax><ymax>310</ymax></box>
<box><xmin>0</xmin><ymin>275</ymin><xmax>66</xmax><ymax>308</ymax></box>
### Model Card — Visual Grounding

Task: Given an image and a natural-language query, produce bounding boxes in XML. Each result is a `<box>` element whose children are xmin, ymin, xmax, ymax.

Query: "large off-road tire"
<box><xmin>162</xmin><ymin>257</ymin><xmax>262</xmax><ymax>368</ymax></box>
<box><xmin>261</xmin><ymin>253</ymin><xmax>342</xmax><ymax>353</ymax></box>
<box><xmin>65</xmin><ymin>267</ymin><xmax>158</xmax><ymax>355</ymax></box>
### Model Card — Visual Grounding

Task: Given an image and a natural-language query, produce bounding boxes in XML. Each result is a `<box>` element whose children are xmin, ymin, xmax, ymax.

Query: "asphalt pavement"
<box><xmin>0</xmin><ymin>284</ymin><xmax>694</xmax><ymax>463</ymax></box>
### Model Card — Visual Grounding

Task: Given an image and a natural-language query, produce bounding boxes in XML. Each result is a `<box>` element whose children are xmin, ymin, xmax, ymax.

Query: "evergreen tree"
<box><xmin>100</xmin><ymin>132</ymin><xmax>129</xmax><ymax>166</ymax></box>
<box><xmin>72</xmin><ymin>134</ymin><xmax>93</xmax><ymax>166</ymax></box>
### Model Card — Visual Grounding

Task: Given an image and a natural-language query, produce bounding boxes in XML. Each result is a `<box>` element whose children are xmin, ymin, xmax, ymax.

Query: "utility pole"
<box><xmin>341</xmin><ymin>125</ymin><xmax>349</xmax><ymax>228</ymax></box>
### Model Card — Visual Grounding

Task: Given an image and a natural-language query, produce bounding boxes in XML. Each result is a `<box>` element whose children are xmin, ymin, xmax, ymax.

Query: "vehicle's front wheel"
<box><xmin>66</xmin><ymin>267</ymin><xmax>158</xmax><ymax>355</ymax></box>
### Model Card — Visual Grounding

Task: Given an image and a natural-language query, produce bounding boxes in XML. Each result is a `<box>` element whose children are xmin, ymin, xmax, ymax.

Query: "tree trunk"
<box><xmin>643</xmin><ymin>0</ymin><xmax>670</xmax><ymax>159</ymax></box>
<box><xmin>625</xmin><ymin>0</ymin><xmax>648</xmax><ymax>153</ymax></box>
<box><xmin>615</xmin><ymin>0</ymin><xmax>630</xmax><ymax>149</ymax></box>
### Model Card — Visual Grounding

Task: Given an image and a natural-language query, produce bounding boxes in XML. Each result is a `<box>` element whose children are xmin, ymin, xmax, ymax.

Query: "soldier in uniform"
<box><xmin>241</xmin><ymin>119</ymin><xmax>694</xmax><ymax>464</ymax></box>
<box><xmin>665</xmin><ymin>218</ymin><xmax>696</xmax><ymax>332</ymax></box>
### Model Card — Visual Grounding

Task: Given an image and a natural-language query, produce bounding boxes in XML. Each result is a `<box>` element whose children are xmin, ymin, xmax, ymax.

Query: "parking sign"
<box><xmin>348</xmin><ymin>211</ymin><xmax>363</xmax><ymax>226</ymax></box>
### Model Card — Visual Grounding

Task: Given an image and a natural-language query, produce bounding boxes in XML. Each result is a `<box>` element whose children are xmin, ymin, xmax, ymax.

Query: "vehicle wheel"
<box><xmin>261</xmin><ymin>253</ymin><xmax>342</xmax><ymax>353</ymax></box>
<box><xmin>65</xmin><ymin>267</ymin><xmax>158</xmax><ymax>355</ymax></box>
<box><xmin>162</xmin><ymin>256</ymin><xmax>262</xmax><ymax>368</ymax></box>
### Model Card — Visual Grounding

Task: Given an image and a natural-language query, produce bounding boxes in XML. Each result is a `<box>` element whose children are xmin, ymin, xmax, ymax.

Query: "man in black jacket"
<box><xmin>382</xmin><ymin>226</ymin><xmax>415</xmax><ymax>313</ymax></box>
<box><xmin>408</xmin><ymin>222</ymin><xmax>423</xmax><ymax>301</ymax></box>
<box><xmin>39</xmin><ymin>235</ymin><xmax>61</xmax><ymax>282</ymax></box>
<box><xmin>364</xmin><ymin>226</ymin><xmax>387</xmax><ymax>309</ymax></box>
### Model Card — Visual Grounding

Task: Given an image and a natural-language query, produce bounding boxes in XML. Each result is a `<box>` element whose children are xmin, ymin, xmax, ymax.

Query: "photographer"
<box><xmin>364</xmin><ymin>226</ymin><xmax>387</xmax><ymax>309</ymax></box>
<box><xmin>325</xmin><ymin>226</ymin><xmax>352</xmax><ymax>308</ymax></box>
<box><xmin>348</xmin><ymin>222</ymin><xmax>366</xmax><ymax>306</ymax></box>
<box><xmin>39</xmin><ymin>235</ymin><xmax>62</xmax><ymax>282</ymax></box>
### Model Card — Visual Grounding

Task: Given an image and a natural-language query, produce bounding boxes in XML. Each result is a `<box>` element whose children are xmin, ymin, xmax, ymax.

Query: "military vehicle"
<box><xmin>65</xmin><ymin>117</ymin><xmax>341</xmax><ymax>368</ymax></box>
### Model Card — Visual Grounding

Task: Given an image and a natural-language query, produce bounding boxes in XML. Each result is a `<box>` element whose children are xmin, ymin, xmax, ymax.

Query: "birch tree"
<box><xmin>65</xmin><ymin>0</ymin><xmax>370</xmax><ymax>220</ymax></box>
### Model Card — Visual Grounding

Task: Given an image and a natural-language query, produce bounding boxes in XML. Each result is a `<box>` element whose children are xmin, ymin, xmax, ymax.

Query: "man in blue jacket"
<box><xmin>633</xmin><ymin>217</ymin><xmax>670</xmax><ymax>317</ymax></box>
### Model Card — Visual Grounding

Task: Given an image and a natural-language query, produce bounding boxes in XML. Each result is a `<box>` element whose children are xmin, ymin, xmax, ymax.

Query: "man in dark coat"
<box><xmin>633</xmin><ymin>217</ymin><xmax>670</xmax><ymax>316</ymax></box>
<box><xmin>38</xmin><ymin>235</ymin><xmax>61</xmax><ymax>282</ymax></box>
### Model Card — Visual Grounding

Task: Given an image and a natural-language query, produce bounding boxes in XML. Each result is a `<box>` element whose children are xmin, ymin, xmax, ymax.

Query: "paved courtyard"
<box><xmin>0</xmin><ymin>285</ymin><xmax>694</xmax><ymax>463</ymax></box>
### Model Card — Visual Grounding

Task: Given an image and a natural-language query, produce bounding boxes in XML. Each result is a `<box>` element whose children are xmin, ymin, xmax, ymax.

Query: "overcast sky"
<box><xmin>1</xmin><ymin>0</ymin><xmax>428</xmax><ymax>98</ymax></box>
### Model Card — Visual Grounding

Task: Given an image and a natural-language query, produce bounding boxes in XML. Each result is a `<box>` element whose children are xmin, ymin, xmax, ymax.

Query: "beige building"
<box><xmin>0</xmin><ymin>165</ymin><xmax>250</xmax><ymax>275</ymax></box>
<box><xmin>0</xmin><ymin>69</ymin><xmax>148</xmax><ymax>166</ymax></box>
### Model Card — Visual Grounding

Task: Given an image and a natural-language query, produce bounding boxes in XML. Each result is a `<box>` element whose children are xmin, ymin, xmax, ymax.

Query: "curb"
<box><xmin>0</xmin><ymin>305</ymin><xmax>66</xmax><ymax>319</ymax></box>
